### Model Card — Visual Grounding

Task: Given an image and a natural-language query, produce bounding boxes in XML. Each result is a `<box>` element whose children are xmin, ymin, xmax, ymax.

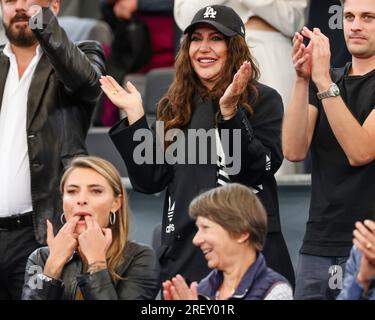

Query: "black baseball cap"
<box><xmin>184</xmin><ymin>5</ymin><xmax>245</xmax><ymax>38</ymax></box>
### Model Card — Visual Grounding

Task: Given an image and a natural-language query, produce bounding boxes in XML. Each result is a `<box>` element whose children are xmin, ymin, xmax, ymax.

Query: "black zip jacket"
<box><xmin>22</xmin><ymin>241</ymin><xmax>159</xmax><ymax>300</ymax></box>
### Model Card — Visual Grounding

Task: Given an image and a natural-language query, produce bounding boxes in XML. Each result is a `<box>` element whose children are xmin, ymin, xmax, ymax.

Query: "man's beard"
<box><xmin>3</xmin><ymin>12</ymin><xmax>37</xmax><ymax>47</ymax></box>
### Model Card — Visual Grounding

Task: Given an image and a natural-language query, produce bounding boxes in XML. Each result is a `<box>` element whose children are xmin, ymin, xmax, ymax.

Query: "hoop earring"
<box><xmin>60</xmin><ymin>212</ymin><xmax>66</xmax><ymax>224</ymax></box>
<box><xmin>109</xmin><ymin>211</ymin><xmax>116</xmax><ymax>225</ymax></box>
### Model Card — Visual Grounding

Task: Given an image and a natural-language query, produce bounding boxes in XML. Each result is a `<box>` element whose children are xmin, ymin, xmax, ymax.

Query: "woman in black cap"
<box><xmin>100</xmin><ymin>4</ymin><xmax>295</xmax><ymax>290</ymax></box>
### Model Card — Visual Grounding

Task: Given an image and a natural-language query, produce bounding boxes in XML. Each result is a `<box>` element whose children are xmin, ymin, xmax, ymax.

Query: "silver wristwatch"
<box><xmin>317</xmin><ymin>83</ymin><xmax>340</xmax><ymax>100</ymax></box>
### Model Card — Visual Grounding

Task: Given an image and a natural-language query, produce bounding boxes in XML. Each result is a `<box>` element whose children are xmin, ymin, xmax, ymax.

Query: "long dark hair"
<box><xmin>156</xmin><ymin>33</ymin><xmax>260</xmax><ymax>138</ymax></box>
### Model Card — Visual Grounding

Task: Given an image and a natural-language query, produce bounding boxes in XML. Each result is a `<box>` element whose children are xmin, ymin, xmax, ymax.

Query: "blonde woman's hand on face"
<box><xmin>100</xmin><ymin>75</ymin><xmax>144</xmax><ymax>125</ymax></box>
<box><xmin>163</xmin><ymin>275</ymin><xmax>198</xmax><ymax>300</ymax></box>
<box><xmin>219</xmin><ymin>61</ymin><xmax>252</xmax><ymax>119</ymax></box>
<box><xmin>44</xmin><ymin>217</ymin><xmax>80</xmax><ymax>279</ymax></box>
<box><xmin>78</xmin><ymin>216</ymin><xmax>112</xmax><ymax>265</ymax></box>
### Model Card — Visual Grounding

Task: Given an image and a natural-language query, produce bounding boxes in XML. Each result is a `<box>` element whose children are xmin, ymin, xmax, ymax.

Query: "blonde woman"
<box><xmin>22</xmin><ymin>156</ymin><xmax>158</xmax><ymax>300</ymax></box>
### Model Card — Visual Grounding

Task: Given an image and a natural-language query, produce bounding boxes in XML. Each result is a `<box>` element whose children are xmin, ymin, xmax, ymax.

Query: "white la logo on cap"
<box><xmin>203</xmin><ymin>6</ymin><xmax>217</xmax><ymax>19</ymax></box>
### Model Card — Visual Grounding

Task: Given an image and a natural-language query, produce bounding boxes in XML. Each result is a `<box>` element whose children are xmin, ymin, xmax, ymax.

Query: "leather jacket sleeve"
<box><xmin>22</xmin><ymin>248</ymin><xmax>65</xmax><ymax>300</ymax></box>
<box><xmin>77</xmin><ymin>243</ymin><xmax>159</xmax><ymax>300</ymax></box>
<box><xmin>32</xmin><ymin>7</ymin><xmax>105</xmax><ymax>103</ymax></box>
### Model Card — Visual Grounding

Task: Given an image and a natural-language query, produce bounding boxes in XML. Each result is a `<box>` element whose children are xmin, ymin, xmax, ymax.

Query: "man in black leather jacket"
<box><xmin>0</xmin><ymin>0</ymin><xmax>105</xmax><ymax>299</ymax></box>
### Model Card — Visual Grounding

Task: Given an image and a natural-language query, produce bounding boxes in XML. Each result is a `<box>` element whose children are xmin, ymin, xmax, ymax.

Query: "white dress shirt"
<box><xmin>0</xmin><ymin>43</ymin><xmax>43</xmax><ymax>217</ymax></box>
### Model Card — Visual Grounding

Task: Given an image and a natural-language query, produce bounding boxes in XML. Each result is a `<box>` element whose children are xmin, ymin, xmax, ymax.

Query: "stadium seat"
<box><xmin>144</xmin><ymin>67</ymin><xmax>175</xmax><ymax>124</ymax></box>
<box><xmin>86</xmin><ymin>127</ymin><xmax>127</xmax><ymax>178</ymax></box>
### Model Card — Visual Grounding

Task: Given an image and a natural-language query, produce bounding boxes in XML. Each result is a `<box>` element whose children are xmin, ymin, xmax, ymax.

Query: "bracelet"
<box><xmin>87</xmin><ymin>261</ymin><xmax>107</xmax><ymax>275</ymax></box>
<box><xmin>38</xmin><ymin>273</ymin><xmax>63</xmax><ymax>286</ymax></box>
<box><xmin>221</xmin><ymin>106</ymin><xmax>238</xmax><ymax>121</ymax></box>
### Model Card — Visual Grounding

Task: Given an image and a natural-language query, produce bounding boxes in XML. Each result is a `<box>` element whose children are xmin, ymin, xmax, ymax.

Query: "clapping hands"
<box><xmin>162</xmin><ymin>275</ymin><xmax>198</xmax><ymax>300</ymax></box>
<box><xmin>353</xmin><ymin>220</ymin><xmax>375</xmax><ymax>288</ymax></box>
<box><xmin>219</xmin><ymin>61</ymin><xmax>252</xmax><ymax>118</ymax></box>
<box><xmin>292</xmin><ymin>27</ymin><xmax>332</xmax><ymax>90</ymax></box>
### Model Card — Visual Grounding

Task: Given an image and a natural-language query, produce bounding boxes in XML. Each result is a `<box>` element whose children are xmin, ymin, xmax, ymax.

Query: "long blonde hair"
<box><xmin>60</xmin><ymin>156</ymin><xmax>128</xmax><ymax>280</ymax></box>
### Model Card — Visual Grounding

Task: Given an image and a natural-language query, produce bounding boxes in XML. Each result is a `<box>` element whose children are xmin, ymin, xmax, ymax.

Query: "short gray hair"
<box><xmin>189</xmin><ymin>183</ymin><xmax>268</xmax><ymax>251</ymax></box>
